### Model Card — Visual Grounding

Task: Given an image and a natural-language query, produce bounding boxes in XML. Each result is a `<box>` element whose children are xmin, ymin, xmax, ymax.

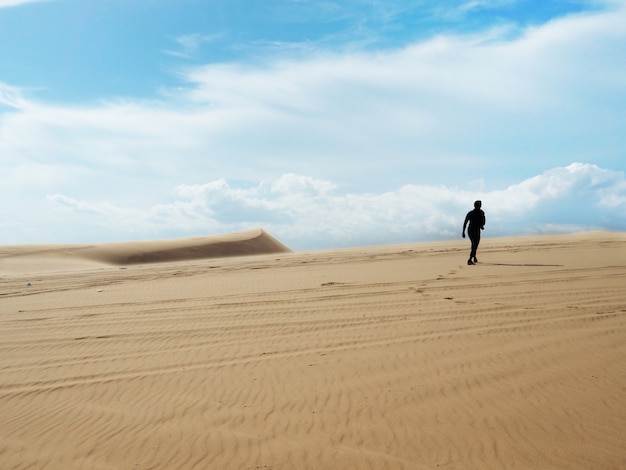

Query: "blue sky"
<box><xmin>1</xmin><ymin>0</ymin><xmax>625</xmax><ymax>249</ymax></box>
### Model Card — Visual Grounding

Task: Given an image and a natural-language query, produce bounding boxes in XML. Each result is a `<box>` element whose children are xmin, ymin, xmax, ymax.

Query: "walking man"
<box><xmin>462</xmin><ymin>200</ymin><xmax>486</xmax><ymax>265</ymax></box>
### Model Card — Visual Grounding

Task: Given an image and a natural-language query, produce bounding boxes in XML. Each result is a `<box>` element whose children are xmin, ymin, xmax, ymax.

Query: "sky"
<box><xmin>0</xmin><ymin>0</ymin><xmax>625</xmax><ymax>250</ymax></box>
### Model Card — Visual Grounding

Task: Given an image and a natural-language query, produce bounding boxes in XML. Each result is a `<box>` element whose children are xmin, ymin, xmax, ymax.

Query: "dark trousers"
<box><xmin>468</xmin><ymin>229</ymin><xmax>481</xmax><ymax>259</ymax></box>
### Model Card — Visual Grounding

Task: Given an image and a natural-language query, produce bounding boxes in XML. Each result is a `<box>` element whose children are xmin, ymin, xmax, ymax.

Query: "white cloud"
<box><xmin>164</xmin><ymin>33</ymin><xmax>225</xmax><ymax>59</ymax></box>
<box><xmin>2</xmin><ymin>6</ymin><xmax>624</xmax><ymax>184</ymax></box>
<box><xmin>0</xmin><ymin>0</ymin><xmax>47</xmax><ymax>8</ymax></box>
<box><xmin>172</xmin><ymin>3</ymin><xmax>626</xmax><ymax>182</ymax></box>
<box><xmin>42</xmin><ymin>164</ymin><xmax>626</xmax><ymax>250</ymax></box>
<box><xmin>0</xmin><ymin>82</ymin><xmax>29</xmax><ymax>109</ymax></box>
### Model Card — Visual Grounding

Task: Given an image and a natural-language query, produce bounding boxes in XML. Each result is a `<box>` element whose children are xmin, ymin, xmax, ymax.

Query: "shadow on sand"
<box><xmin>479</xmin><ymin>262</ymin><xmax>564</xmax><ymax>267</ymax></box>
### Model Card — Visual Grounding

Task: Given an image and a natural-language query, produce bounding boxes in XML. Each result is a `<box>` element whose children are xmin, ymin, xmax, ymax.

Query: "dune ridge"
<box><xmin>80</xmin><ymin>228</ymin><xmax>292</xmax><ymax>265</ymax></box>
<box><xmin>0</xmin><ymin>231</ymin><xmax>625</xmax><ymax>469</ymax></box>
<box><xmin>0</xmin><ymin>228</ymin><xmax>291</xmax><ymax>272</ymax></box>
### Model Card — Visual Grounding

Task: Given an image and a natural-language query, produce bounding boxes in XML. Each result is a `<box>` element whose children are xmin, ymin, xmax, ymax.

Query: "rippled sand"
<box><xmin>1</xmin><ymin>231</ymin><xmax>625</xmax><ymax>469</ymax></box>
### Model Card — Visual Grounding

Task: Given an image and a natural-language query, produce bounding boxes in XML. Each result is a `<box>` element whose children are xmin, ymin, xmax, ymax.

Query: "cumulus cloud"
<box><xmin>44</xmin><ymin>164</ymin><xmax>626</xmax><ymax>250</ymax></box>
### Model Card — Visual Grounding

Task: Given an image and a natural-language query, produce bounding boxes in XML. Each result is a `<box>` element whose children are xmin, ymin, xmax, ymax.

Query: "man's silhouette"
<box><xmin>462</xmin><ymin>200</ymin><xmax>486</xmax><ymax>265</ymax></box>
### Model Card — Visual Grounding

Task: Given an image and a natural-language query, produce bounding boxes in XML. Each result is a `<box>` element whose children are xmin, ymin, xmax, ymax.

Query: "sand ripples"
<box><xmin>1</xmin><ymin>234</ymin><xmax>625</xmax><ymax>468</ymax></box>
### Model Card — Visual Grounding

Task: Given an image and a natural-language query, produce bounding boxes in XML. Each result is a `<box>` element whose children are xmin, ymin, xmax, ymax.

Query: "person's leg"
<box><xmin>468</xmin><ymin>234</ymin><xmax>475</xmax><ymax>264</ymax></box>
<box><xmin>469</xmin><ymin>230</ymin><xmax>480</xmax><ymax>263</ymax></box>
<box><xmin>472</xmin><ymin>231</ymin><xmax>481</xmax><ymax>262</ymax></box>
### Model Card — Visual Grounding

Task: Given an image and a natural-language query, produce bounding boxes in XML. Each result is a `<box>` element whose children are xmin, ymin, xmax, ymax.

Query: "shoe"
<box><xmin>473</xmin><ymin>257</ymin><xmax>478</xmax><ymax>263</ymax></box>
<box><xmin>467</xmin><ymin>259</ymin><xmax>474</xmax><ymax>265</ymax></box>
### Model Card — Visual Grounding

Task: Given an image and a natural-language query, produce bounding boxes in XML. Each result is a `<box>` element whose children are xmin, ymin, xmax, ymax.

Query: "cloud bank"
<box><xmin>45</xmin><ymin>163</ymin><xmax>626</xmax><ymax>250</ymax></box>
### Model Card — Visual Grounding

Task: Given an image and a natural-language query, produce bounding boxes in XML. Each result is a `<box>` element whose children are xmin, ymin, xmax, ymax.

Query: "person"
<box><xmin>462</xmin><ymin>200</ymin><xmax>486</xmax><ymax>265</ymax></box>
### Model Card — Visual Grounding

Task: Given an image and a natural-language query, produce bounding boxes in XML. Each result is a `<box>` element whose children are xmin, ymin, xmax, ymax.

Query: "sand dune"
<box><xmin>1</xmin><ymin>231</ymin><xmax>625</xmax><ymax>469</ymax></box>
<box><xmin>80</xmin><ymin>228</ymin><xmax>292</xmax><ymax>265</ymax></box>
<box><xmin>0</xmin><ymin>229</ymin><xmax>291</xmax><ymax>272</ymax></box>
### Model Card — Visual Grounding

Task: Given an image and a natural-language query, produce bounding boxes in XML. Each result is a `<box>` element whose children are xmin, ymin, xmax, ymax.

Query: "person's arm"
<box><xmin>482</xmin><ymin>212</ymin><xmax>486</xmax><ymax>230</ymax></box>
<box><xmin>462</xmin><ymin>214</ymin><xmax>469</xmax><ymax>238</ymax></box>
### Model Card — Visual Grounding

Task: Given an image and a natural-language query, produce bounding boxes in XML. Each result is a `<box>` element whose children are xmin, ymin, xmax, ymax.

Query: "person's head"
<box><xmin>474</xmin><ymin>200</ymin><xmax>482</xmax><ymax>209</ymax></box>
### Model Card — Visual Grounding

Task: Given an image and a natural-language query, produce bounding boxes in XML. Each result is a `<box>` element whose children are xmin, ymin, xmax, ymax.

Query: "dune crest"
<box><xmin>80</xmin><ymin>228</ymin><xmax>291</xmax><ymax>265</ymax></box>
<box><xmin>0</xmin><ymin>229</ymin><xmax>291</xmax><ymax>271</ymax></box>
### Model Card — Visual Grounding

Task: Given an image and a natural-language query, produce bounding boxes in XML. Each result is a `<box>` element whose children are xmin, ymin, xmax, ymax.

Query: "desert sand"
<box><xmin>0</xmin><ymin>229</ymin><xmax>625</xmax><ymax>469</ymax></box>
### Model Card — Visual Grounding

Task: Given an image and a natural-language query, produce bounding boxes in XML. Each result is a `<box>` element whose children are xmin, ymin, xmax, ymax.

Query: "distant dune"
<box><xmin>0</xmin><ymin>229</ymin><xmax>291</xmax><ymax>272</ymax></box>
<box><xmin>80</xmin><ymin>228</ymin><xmax>292</xmax><ymax>265</ymax></box>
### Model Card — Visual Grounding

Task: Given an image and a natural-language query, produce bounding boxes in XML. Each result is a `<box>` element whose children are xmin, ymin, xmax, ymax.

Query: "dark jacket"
<box><xmin>465</xmin><ymin>209</ymin><xmax>485</xmax><ymax>233</ymax></box>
